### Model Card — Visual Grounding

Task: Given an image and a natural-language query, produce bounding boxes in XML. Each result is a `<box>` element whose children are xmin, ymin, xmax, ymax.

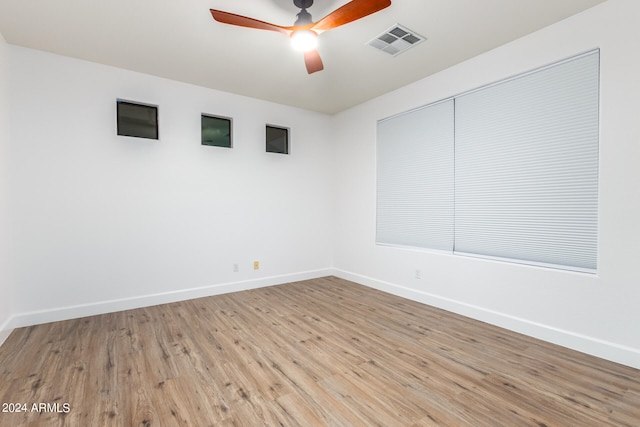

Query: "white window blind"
<box><xmin>376</xmin><ymin>100</ymin><xmax>454</xmax><ymax>250</ymax></box>
<box><xmin>454</xmin><ymin>51</ymin><xmax>599</xmax><ymax>272</ymax></box>
<box><xmin>375</xmin><ymin>50</ymin><xmax>599</xmax><ymax>273</ymax></box>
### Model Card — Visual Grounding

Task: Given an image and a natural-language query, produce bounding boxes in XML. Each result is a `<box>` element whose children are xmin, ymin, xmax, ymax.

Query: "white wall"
<box><xmin>0</xmin><ymin>31</ymin><xmax>14</xmax><ymax>344</ymax></box>
<box><xmin>6</xmin><ymin>46</ymin><xmax>334</xmax><ymax>326</ymax></box>
<box><xmin>332</xmin><ymin>0</ymin><xmax>640</xmax><ymax>368</ymax></box>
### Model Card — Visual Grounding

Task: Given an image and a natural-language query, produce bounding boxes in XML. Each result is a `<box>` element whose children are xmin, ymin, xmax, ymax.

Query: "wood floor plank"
<box><xmin>1</xmin><ymin>276</ymin><xmax>639</xmax><ymax>426</ymax></box>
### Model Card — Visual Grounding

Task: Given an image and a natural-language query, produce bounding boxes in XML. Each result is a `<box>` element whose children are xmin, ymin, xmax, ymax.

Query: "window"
<box><xmin>376</xmin><ymin>50</ymin><xmax>599</xmax><ymax>273</ymax></box>
<box><xmin>266</xmin><ymin>125</ymin><xmax>289</xmax><ymax>154</ymax></box>
<box><xmin>117</xmin><ymin>100</ymin><xmax>158</xmax><ymax>140</ymax></box>
<box><xmin>202</xmin><ymin>114</ymin><xmax>232</xmax><ymax>148</ymax></box>
<box><xmin>376</xmin><ymin>100</ymin><xmax>454</xmax><ymax>250</ymax></box>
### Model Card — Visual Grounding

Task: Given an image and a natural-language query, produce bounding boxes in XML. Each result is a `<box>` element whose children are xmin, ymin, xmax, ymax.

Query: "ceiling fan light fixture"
<box><xmin>291</xmin><ymin>30</ymin><xmax>318</xmax><ymax>52</ymax></box>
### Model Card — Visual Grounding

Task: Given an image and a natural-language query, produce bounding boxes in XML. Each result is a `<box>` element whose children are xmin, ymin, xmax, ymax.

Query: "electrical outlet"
<box><xmin>415</xmin><ymin>269</ymin><xmax>422</xmax><ymax>279</ymax></box>
<box><xmin>233</xmin><ymin>263</ymin><xmax>239</xmax><ymax>272</ymax></box>
<box><xmin>253</xmin><ymin>261</ymin><xmax>259</xmax><ymax>270</ymax></box>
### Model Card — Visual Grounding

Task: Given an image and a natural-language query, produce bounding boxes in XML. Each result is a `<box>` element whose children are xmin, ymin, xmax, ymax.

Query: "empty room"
<box><xmin>0</xmin><ymin>0</ymin><xmax>639</xmax><ymax>425</ymax></box>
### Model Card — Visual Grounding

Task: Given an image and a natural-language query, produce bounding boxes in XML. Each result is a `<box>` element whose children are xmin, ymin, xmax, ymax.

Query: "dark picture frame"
<box><xmin>266</xmin><ymin>125</ymin><xmax>289</xmax><ymax>154</ymax></box>
<box><xmin>116</xmin><ymin>100</ymin><xmax>158</xmax><ymax>140</ymax></box>
<box><xmin>201</xmin><ymin>114</ymin><xmax>232</xmax><ymax>148</ymax></box>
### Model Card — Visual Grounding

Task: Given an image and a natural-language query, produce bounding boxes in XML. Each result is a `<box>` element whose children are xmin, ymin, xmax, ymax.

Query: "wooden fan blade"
<box><xmin>210</xmin><ymin>10</ymin><xmax>292</xmax><ymax>35</ymax></box>
<box><xmin>304</xmin><ymin>49</ymin><xmax>324</xmax><ymax>74</ymax></box>
<box><xmin>311</xmin><ymin>0</ymin><xmax>391</xmax><ymax>33</ymax></box>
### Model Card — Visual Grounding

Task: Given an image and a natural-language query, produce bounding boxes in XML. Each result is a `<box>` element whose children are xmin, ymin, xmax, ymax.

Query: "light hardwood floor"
<box><xmin>1</xmin><ymin>276</ymin><xmax>639</xmax><ymax>426</ymax></box>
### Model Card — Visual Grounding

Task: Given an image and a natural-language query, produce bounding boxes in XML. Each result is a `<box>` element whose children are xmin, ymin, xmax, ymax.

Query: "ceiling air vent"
<box><xmin>368</xmin><ymin>24</ymin><xmax>425</xmax><ymax>56</ymax></box>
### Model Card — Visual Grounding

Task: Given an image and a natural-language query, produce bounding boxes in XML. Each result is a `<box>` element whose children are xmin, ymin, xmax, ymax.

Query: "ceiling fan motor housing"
<box><xmin>295</xmin><ymin>9</ymin><xmax>313</xmax><ymax>25</ymax></box>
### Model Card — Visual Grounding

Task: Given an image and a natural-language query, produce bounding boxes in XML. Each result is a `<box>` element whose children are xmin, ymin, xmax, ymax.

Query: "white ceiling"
<box><xmin>0</xmin><ymin>0</ymin><xmax>606</xmax><ymax>114</ymax></box>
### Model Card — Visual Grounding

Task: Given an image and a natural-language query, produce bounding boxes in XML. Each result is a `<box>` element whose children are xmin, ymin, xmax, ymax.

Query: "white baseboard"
<box><xmin>0</xmin><ymin>323</ymin><xmax>12</xmax><ymax>348</ymax></box>
<box><xmin>4</xmin><ymin>268</ymin><xmax>639</xmax><ymax>369</ymax></box>
<box><xmin>333</xmin><ymin>269</ymin><xmax>640</xmax><ymax>370</ymax></box>
<box><xmin>1</xmin><ymin>268</ymin><xmax>333</xmax><ymax>338</ymax></box>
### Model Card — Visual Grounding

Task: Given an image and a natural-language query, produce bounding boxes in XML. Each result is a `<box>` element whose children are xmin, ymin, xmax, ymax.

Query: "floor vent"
<box><xmin>368</xmin><ymin>24</ymin><xmax>425</xmax><ymax>56</ymax></box>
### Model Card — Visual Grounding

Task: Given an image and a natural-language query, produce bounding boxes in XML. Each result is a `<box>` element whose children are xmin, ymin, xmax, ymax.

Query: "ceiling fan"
<box><xmin>210</xmin><ymin>0</ymin><xmax>392</xmax><ymax>74</ymax></box>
